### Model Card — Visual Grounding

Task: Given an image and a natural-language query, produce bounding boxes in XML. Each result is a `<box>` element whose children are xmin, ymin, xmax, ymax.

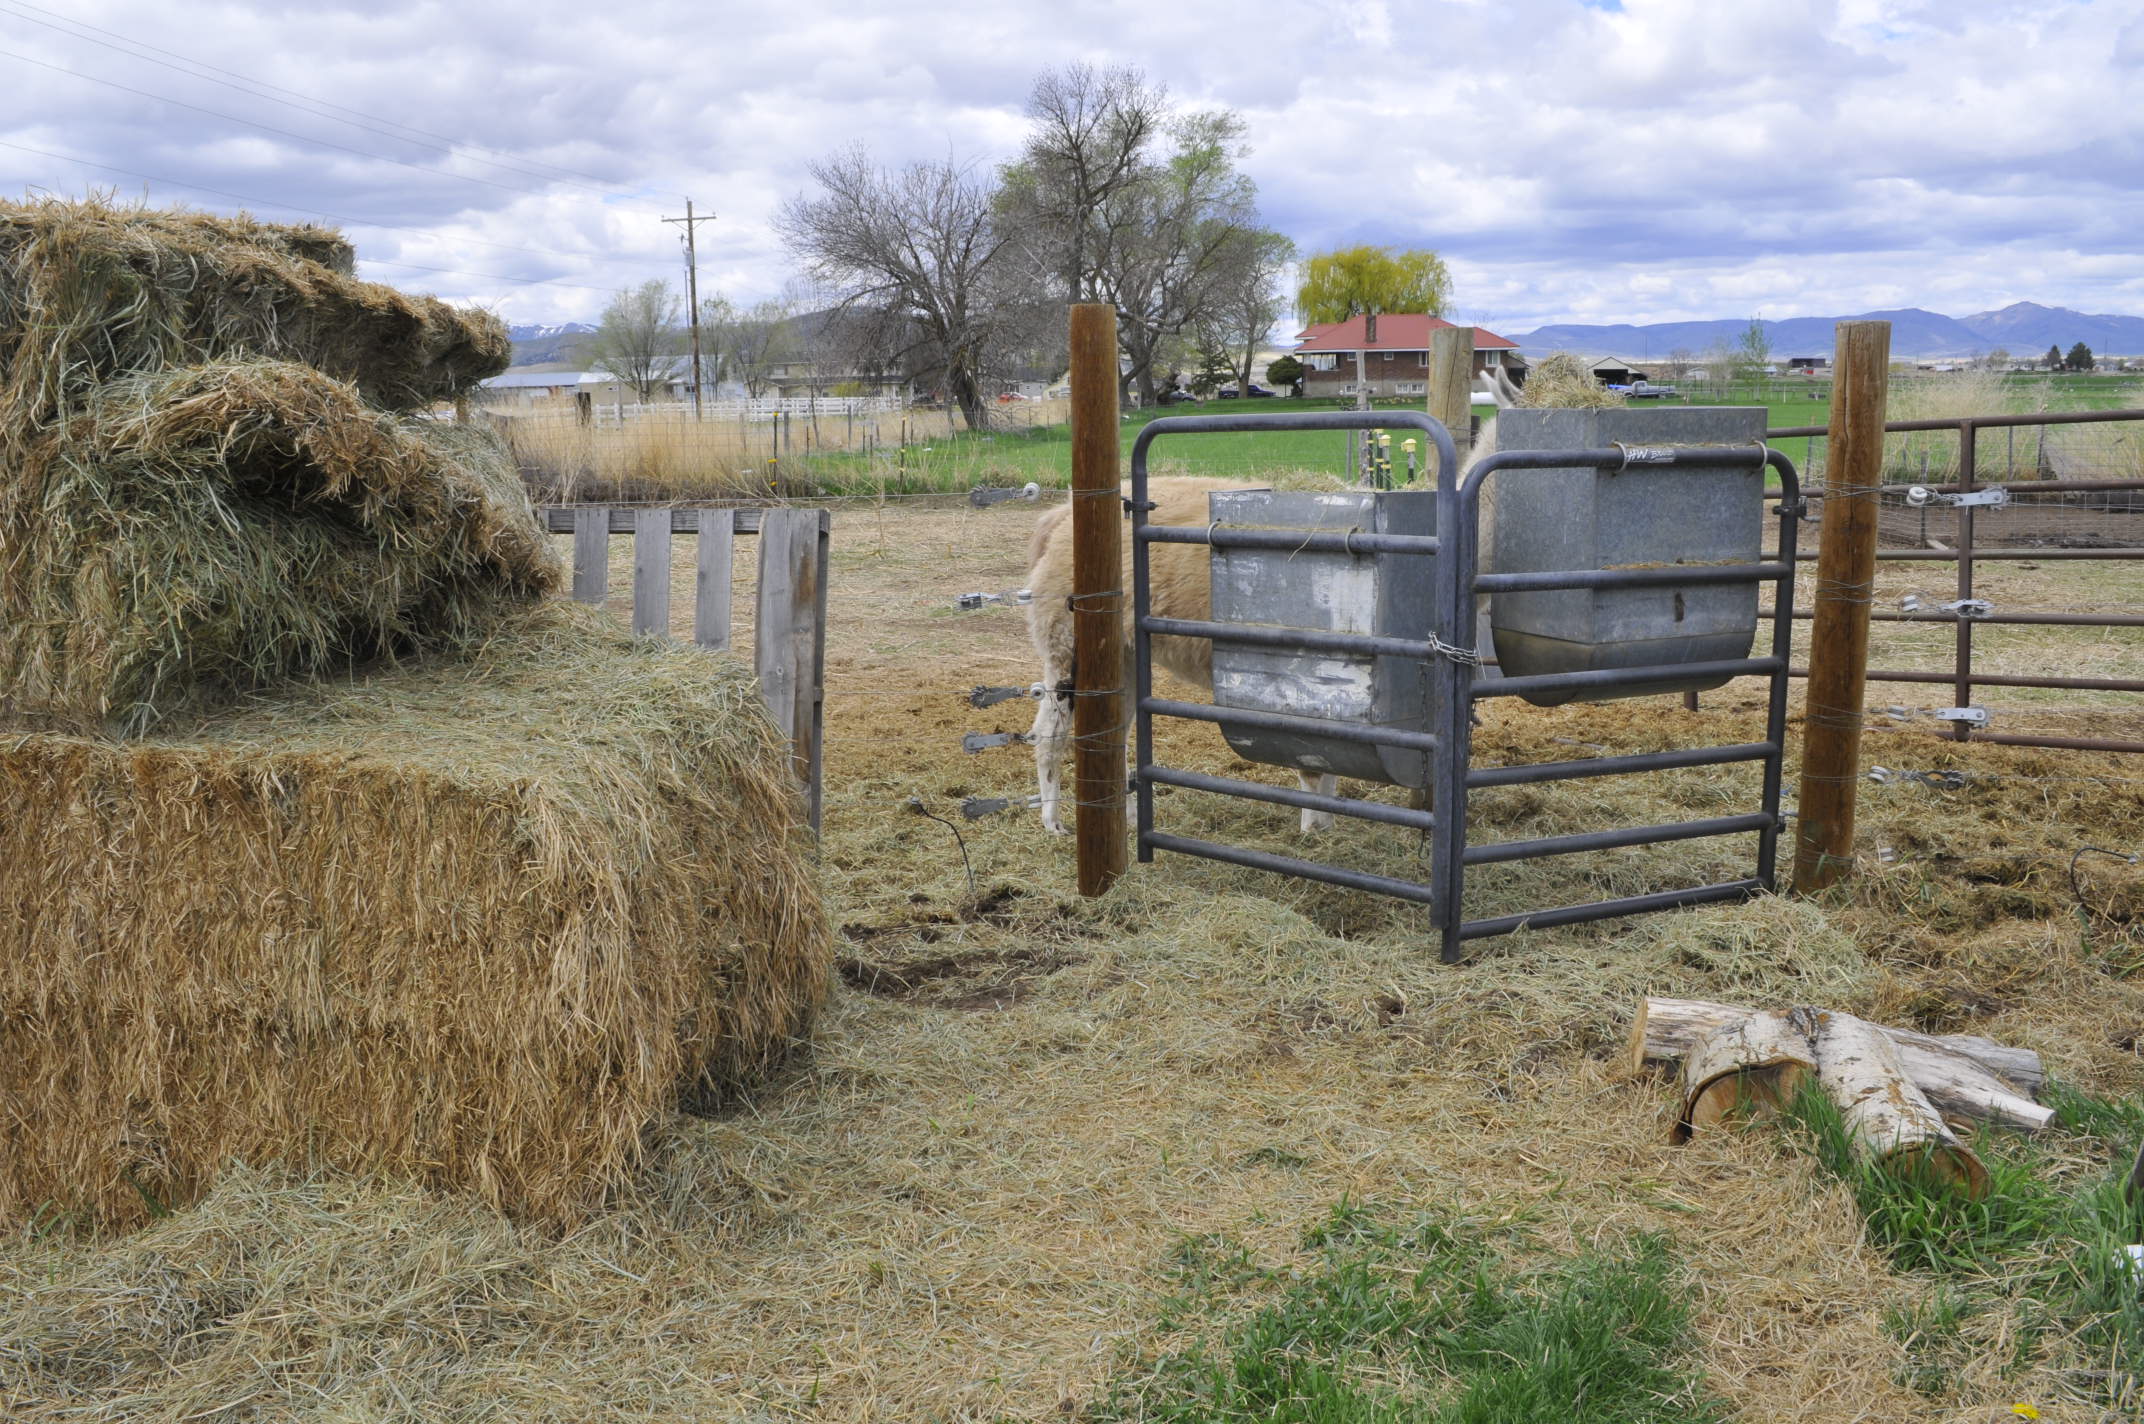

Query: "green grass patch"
<box><xmin>1091</xmin><ymin>1200</ymin><xmax>1726</xmax><ymax>1423</ymax></box>
<box><xmin>793</xmin><ymin>393</ymin><xmax>1836</xmax><ymax>499</ymax></box>
<box><xmin>1784</xmin><ymin>1081</ymin><xmax>2144</xmax><ymax>1408</ymax></box>
<box><xmin>787</xmin><ymin>376</ymin><xmax>2141</xmax><ymax>499</ymax></box>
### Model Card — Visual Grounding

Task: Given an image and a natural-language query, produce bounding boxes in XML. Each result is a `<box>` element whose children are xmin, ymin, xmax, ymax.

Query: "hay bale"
<box><xmin>0</xmin><ymin>196</ymin><xmax>509</xmax><ymax>417</ymax></box>
<box><xmin>0</xmin><ymin>603</ymin><xmax>830</xmax><ymax>1231</ymax></box>
<box><xmin>1517</xmin><ymin>351</ymin><xmax>1626</xmax><ymax>409</ymax></box>
<box><xmin>0</xmin><ymin>360</ymin><xmax>561</xmax><ymax>734</ymax></box>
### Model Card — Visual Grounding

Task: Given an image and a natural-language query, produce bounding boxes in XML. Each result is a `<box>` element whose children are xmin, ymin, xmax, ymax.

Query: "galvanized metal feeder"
<box><xmin>1487</xmin><ymin>408</ymin><xmax>1770</xmax><ymax>705</ymax></box>
<box><xmin>1207</xmin><ymin>488</ymin><xmax>1438</xmax><ymax>788</ymax></box>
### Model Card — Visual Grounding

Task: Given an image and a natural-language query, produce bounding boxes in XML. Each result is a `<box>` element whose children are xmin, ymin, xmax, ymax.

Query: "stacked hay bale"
<box><xmin>0</xmin><ymin>199</ymin><xmax>828</xmax><ymax>1229</ymax></box>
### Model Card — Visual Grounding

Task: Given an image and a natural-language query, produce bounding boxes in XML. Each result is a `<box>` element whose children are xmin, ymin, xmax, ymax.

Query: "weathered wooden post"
<box><xmin>757</xmin><ymin>508</ymin><xmax>830</xmax><ymax>838</ymax></box>
<box><xmin>1069</xmin><ymin>302</ymin><xmax>1127</xmax><ymax>896</ymax></box>
<box><xmin>1427</xmin><ymin>325</ymin><xmax>1475</xmax><ymax>477</ymax></box>
<box><xmin>1793</xmin><ymin>320</ymin><xmax>1891</xmax><ymax>891</ymax></box>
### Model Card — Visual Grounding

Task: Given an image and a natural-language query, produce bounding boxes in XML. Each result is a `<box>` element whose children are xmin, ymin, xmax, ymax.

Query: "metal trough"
<box><xmin>1488</xmin><ymin>408</ymin><xmax>1769</xmax><ymax>705</ymax></box>
<box><xmin>1207</xmin><ymin>488</ymin><xmax>1438</xmax><ymax>787</ymax></box>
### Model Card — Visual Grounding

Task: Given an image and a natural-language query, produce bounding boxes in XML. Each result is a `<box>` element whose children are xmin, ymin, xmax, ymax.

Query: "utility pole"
<box><xmin>663</xmin><ymin>200</ymin><xmax>716</xmax><ymax>419</ymax></box>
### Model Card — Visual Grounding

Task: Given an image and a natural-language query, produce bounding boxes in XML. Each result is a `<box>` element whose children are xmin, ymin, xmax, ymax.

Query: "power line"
<box><xmin>0</xmin><ymin>137</ymin><xmax>668</xmax><ymax>278</ymax></box>
<box><xmin>0</xmin><ymin>0</ymin><xmax>677</xmax><ymax>205</ymax></box>
<box><xmin>0</xmin><ymin>45</ymin><xmax>642</xmax><ymax>208</ymax></box>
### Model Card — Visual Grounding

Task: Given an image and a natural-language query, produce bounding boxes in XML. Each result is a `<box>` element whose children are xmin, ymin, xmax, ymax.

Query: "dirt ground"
<box><xmin>4</xmin><ymin>496</ymin><xmax>2141</xmax><ymax>1423</ymax></box>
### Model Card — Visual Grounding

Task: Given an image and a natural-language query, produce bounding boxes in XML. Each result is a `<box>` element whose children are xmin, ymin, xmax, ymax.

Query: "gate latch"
<box><xmin>1943</xmin><ymin>599</ymin><xmax>1994</xmax><ymax>620</ymax></box>
<box><xmin>1931</xmin><ymin>706</ymin><xmax>1990</xmax><ymax>726</ymax></box>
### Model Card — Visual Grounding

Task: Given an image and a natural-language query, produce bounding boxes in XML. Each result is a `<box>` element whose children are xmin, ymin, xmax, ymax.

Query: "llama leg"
<box><xmin>1297</xmin><ymin>771</ymin><xmax>1338</xmax><ymax>833</ymax></box>
<box><xmin>1033</xmin><ymin>683</ymin><xmax>1074</xmax><ymax>835</ymax></box>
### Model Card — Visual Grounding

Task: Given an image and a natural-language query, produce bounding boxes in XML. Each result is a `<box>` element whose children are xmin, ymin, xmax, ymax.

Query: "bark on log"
<box><xmin>1813</xmin><ymin>1009</ymin><xmax>1991</xmax><ymax>1198</ymax></box>
<box><xmin>1630</xmin><ymin>995</ymin><xmax>2045</xmax><ymax>1094</ymax></box>
<box><xmin>1676</xmin><ymin>1010</ymin><xmax>1819</xmax><ymax>1142</ymax></box>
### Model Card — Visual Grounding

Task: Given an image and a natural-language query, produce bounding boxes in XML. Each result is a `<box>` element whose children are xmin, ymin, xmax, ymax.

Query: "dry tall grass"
<box><xmin>492</xmin><ymin>398</ymin><xmax>1071</xmax><ymax>503</ymax></box>
<box><xmin>1882</xmin><ymin>368</ymin><xmax>2022</xmax><ymax>483</ymax></box>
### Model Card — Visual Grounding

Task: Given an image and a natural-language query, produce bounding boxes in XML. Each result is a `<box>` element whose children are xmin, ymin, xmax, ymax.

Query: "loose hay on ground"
<box><xmin>4</xmin><ymin>500</ymin><xmax>2141</xmax><ymax>1422</ymax></box>
<box><xmin>0</xmin><ymin>603</ymin><xmax>829</xmax><ymax>1231</ymax></box>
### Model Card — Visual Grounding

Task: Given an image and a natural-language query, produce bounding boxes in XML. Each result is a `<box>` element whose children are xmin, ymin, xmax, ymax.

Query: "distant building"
<box><xmin>477</xmin><ymin>369</ymin><xmax>699</xmax><ymax>406</ymax></box>
<box><xmin>1588</xmin><ymin>356</ymin><xmax>1648</xmax><ymax>386</ymax></box>
<box><xmin>1291</xmin><ymin>315</ymin><xmax>1526</xmax><ymax>400</ymax></box>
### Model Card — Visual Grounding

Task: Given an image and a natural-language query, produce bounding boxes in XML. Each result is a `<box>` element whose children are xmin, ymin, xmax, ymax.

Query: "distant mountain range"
<box><xmin>506</xmin><ymin>322</ymin><xmax>598</xmax><ymax>370</ymax></box>
<box><xmin>506</xmin><ymin>321</ymin><xmax>596</xmax><ymax>341</ymax></box>
<box><xmin>1516</xmin><ymin>303</ymin><xmax>2144</xmax><ymax>360</ymax></box>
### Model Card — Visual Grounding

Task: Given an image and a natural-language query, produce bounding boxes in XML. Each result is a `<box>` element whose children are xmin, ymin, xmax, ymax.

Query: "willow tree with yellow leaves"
<box><xmin>1295</xmin><ymin>246</ymin><xmax>1452</xmax><ymax>409</ymax></box>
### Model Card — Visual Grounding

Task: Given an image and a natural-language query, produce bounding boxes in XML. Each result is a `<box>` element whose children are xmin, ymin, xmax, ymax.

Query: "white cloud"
<box><xmin>0</xmin><ymin>0</ymin><xmax>2134</xmax><ymax>333</ymax></box>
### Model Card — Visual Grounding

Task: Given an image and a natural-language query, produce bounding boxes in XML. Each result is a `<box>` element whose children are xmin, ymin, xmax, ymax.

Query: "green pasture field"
<box><xmin>766</xmin><ymin>374</ymin><xmax>2144</xmax><ymax>500</ymax></box>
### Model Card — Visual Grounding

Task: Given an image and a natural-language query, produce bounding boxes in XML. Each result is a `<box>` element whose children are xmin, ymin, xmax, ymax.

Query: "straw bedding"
<box><xmin>0</xmin><ymin>603</ymin><xmax>830</xmax><ymax>1230</ymax></box>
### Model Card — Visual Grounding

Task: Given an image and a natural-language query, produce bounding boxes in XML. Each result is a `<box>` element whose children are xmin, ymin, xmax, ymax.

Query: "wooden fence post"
<box><xmin>571</xmin><ymin>507</ymin><xmax>609</xmax><ymax>604</ymax></box>
<box><xmin>1793</xmin><ymin>320</ymin><xmax>1891</xmax><ymax>892</ymax></box>
<box><xmin>694</xmin><ymin>508</ymin><xmax>735</xmax><ymax>651</ymax></box>
<box><xmin>631</xmin><ymin>508</ymin><xmax>671</xmax><ymax>635</ymax></box>
<box><xmin>1069</xmin><ymin>302</ymin><xmax>1127</xmax><ymax>896</ymax></box>
<box><xmin>756</xmin><ymin>507</ymin><xmax>829</xmax><ymax>837</ymax></box>
<box><xmin>1428</xmin><ymin>325</ymin><xmax>1474</xmax><ymax>476</ymax></box>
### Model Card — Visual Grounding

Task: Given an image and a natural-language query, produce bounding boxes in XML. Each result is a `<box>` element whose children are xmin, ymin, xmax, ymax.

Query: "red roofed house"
<box><xmin>1292</xmin><ymin>315</ymin><xmax>1526</xmax><ymax>400</ymax></box>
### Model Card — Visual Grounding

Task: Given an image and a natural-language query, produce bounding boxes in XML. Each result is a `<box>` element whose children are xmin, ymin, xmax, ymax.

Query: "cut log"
<box><xmin>1813</xmin><ymin>1009</ymin><xmax>1990</xmax><ymax>1198</ymax></box>
<box><xmin>1675</xmin><ymin>1010</ymin><xmax>1819</xmax><ymax>1142</ymax></box>
<box><xmin>1891</xmin><ymin>1037</ymin><xmax>2054</xmax><ymax>1135</ymax></box>
<box><xmin>1630</xmin><ymin>995</ymin><xmax>2045</xmax><ymax>1095</ymax></box>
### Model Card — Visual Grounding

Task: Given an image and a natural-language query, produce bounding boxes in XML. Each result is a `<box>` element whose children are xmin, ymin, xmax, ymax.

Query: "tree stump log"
<box><xmin>1812</xmin><ymin>1009</ymin><xmax>1991</xmax><ymax>1198</ymax></box>
<box><xmin>1675</xmin><ymin>1009</ymin><xmax>1818</xmax><ymax>1142</ymax></box>
<box><xmin>1631</xmin><ymin>995</ymin><xmax>2049</xmax><ymax>1132</ymax></box>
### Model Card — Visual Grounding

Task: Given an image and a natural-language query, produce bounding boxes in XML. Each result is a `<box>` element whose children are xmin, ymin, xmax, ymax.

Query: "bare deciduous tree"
<box><xmin>585</xmin><ymin>280</ymin><xmax>686</xmax><ymax>400</ymax></box>
<box><xmin>1094</xmin><ymin>112</ymin><xmax>1269</xmax><ymax>406</ymax></box>
<box><xmin>1006</xmin><ymin>63</ymin><xmax>1170</xmax><ymax>302</ymax></box>
<box><xmin>1214</xmin><ymin>229</ymin><xmax>1295</xmax><ymax>393</ymax></box>
<box><xmin>702</xmin><ymin>293</ymin><xmax>799</xmax><ymax>398</ymax></box>
<box><xmin>780</xmin><ymin>148</ymin><xmax>1043</xmax><ymax>430</ymax></box>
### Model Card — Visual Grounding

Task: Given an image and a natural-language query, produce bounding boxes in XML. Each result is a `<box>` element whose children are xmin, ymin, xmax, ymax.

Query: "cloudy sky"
<box><xmin>3</xmin><ymin>0</ymin><xmax>2138</xmax><ymax>336</ymax></box>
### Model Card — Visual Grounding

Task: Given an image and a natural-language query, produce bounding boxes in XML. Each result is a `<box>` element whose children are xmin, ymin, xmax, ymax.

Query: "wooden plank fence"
<box><xmin>542</xmin><ymin>505</ymin><xmax>828</xmax><ymax>834</ymax></box>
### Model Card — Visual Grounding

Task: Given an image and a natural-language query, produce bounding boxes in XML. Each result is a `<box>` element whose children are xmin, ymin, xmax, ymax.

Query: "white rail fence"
<box><xmin>593</xmin><ymin>396</ymin><xmax>904</xmax><ymax>426</ymax></box>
